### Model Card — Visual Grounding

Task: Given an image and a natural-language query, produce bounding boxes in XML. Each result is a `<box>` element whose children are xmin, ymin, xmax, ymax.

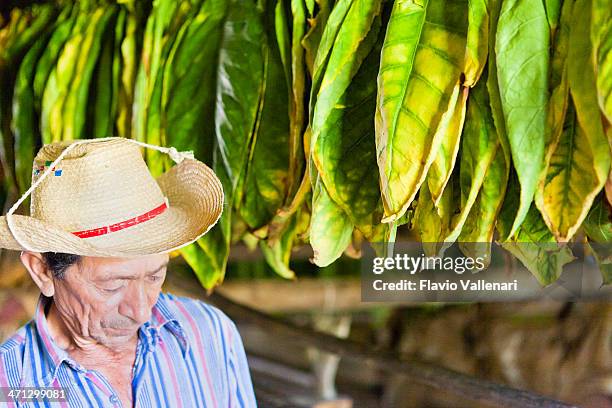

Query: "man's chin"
<box><xmin>97</xmin><ymin>327</ymin><xmax>139</xmax><ymax>345</ymax></box>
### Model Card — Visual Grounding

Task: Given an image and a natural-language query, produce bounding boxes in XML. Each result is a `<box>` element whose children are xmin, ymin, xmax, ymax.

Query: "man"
<box><xmin>0</xmin><ymin>137</ymin><xmax>257</xmax><ymax>407</ymax></box>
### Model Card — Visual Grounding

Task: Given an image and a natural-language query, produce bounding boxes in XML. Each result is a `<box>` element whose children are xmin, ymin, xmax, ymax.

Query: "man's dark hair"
<box><xmin>42</xmin><ymin>252</ymin><xmax>81</xmax><ymax>280</ymax></box>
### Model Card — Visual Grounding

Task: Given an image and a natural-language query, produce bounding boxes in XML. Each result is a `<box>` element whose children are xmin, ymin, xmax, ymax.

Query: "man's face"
<box><xmin>52</xmin><ymin>253</ymin><xmax>169</xmax><ymax>348</ymax></box>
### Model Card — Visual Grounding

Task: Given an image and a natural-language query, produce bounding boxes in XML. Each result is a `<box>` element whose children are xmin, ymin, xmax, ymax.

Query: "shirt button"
<box><xmin>109</xmin><ymin>395</ymin><xmax>119</xmax><ymax>404</ymax></box>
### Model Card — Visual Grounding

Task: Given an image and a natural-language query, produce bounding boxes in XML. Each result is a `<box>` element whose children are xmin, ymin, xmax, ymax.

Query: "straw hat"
<box><xmin>0</xmin><ymin>137</ymin><xmax>224</xmax><ymax>257</ymax></box>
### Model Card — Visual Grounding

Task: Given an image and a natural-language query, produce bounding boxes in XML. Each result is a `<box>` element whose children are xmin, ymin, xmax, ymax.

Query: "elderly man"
<box><xmin>0</xmin><ymin>138</ymin><xmax>257</xmax><ymax>407</ymax></box>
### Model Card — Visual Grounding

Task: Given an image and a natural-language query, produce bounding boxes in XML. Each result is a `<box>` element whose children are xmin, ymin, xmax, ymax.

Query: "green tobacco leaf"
<box><xmin>133</xmin><ymin>0</ymin><xmax>194</xmax><ymax>175</ymax></box>
<box><xmin>458</xmin><ymin>142</ymin><xmax>507</xmax><ymax>265</ymax></box>
<box><xmin>183</xmin><ymin>0</ymin><xmax>266</xmax><ymax>289</ymax></box>
<box><xmin>0</xmin><ymin>4</ymin><xmax>56</xmax><ymax>186</ymax></box>
<box><xmin>32</xmin><ymin>4</ymin><xmax>75</xmax><ymax>111</ymax></box>
<box><xmin>179</xmin><ymin>239</ymin><xmax>225</xmax><ymax>292</ymax></box>
<box><xmin>537</xmin><ymin>0</ymin><xmax>612</xmax><ymax>242</ymax></box>
<box><xmin>213</xmin><ymin>2</ymin><xmax>265</xmax><ymax>206</ymax></box>
<box><xmin>427</xmin><ymin>85</ymin><xmax>468</xmax><ymax>207</ymax></box>
<box><xmin>307</xmin><ymin>0</ymin><xmax>383</xmax><ymax>255</ymax></box>
<box><xmin>583</xmin><ymin>196</ymin><xmax>612</xmax><ymax>284</ymax></box>
<box><xmin>309</xmin><ymin>0</ymin><xmax>352</xmax><ymax>97</ymax></box>
<box><xmin>495</xmin><ymin>0</ymin><xmax>550</xmax><ymax>239</ymax></box>
<box><xmin>240</xmin><ymin>5</ymin><xmax>291</xmax><ymax>230</ymax></box>
<box><xmin>162</xmin><ymin>0</ymin><xmax>227</xmax><ymax>165</ymax></box>
<box><xmin>31</xmin><ymin>7</ymin><xmax>76</xmax><ymax>158</ymax></box>
<box><xmin>567</xmin><ymin>0</ymin><xmax>610</xmax><ymax>165</ymax></box>
<box><xmin>302</xmin><ymin>0</ymin><xmax>331</xmax><ymax>76</ymax></box>
<box><xmin>1</xmin><ymin>4</ymin><xmax>57</xmax><ymax>62</ymax></box>
<box><xmin>591</xmin><ymin>0</ymin><xmax>612</xmax><ymax>122</ymax></box>
<box><xmin>464</xmin><ymin>0</ymin><xmax>489</xmax><ymax>86</ymax></box>
<box><xmin>252</xmin><ymin>0</ymin><xmax>306</xmax><ymax>244</ymax></box>
<box><xmin>61</xmin><ymin>5</ymin><xmax>117</xmax><ymax>141</ymax></box>
<box><xmin>274</xmin><ymin>0</ymin><xmax>291</xmax><ymax>91</ymax></box>
<box><xmin>583</xmin><ymin>195</ymin><xmax>612</xmax><ymax>242</ymax></box>
<box><xmin>41</xmin><ymin>4</ymin><xmax>94</xmax><ymax>144</ymax></box>
<box><xmin>259</xmin><ymin>210</ymin><xmax>298</xmax><ymax>279</ymax></box>
<box><xmin>131</xmin><ymin>3</ymin><xmax>154</xmax><ymax>144</ymax></box>
<box><xmin>542</xmin><ymin>0</ymin><xmax>572</xmax><ymax>153</ymax></box>
<box><xmin>12</xmin><ymin>23</ymin><xmax>57</xmax><ymax>195</ymax></box>
<box><xmin>570</xmin><ymin>0</ymin><xmax>608</xmax><ymax>125</ymax></box>
<box><xmin>587</xmin><ymin>242</ymin><xmax>612</xmax><ymax>285</ymax></box>
<box><xmin>448</xmin><ymin>77</ymin><xmax>504</xmax><ymax>256</ymax></box>
<box><xmin>305</xmin><ymin>0</ymin><xmax>315</xmax><ymax>16</ymax></box>
<box><xmin>110</xmin><ymin>7</ymin><xmax>125</xmax><ymax>136</ymax></box>
<box><xmin>311</xmin><ymin>0</ymin><xmax>382</xmax><ymax>153</ymax></box>
<box><xmin>537</xmin><ymin>98</ymin><xmax>608</xmax><ymax>241</ymax></box>
<box><xmin>477</xmin><ymin>0</ymin><xmax>519</xmax><ymax>250</ymax></box>
<box><xmin>310</xmin><ymin>174</ymin><xmax>354</xmax><ymax>267</ymax></box>
<box><xmin>375</xmin><ymin>0</ymin><xmax>468</xmax><ymax>223</ymax></box>
<box><xmin>147</xmin><ymin>1</ymin><xmax>197</xmax><ymax>176</ymax></box>
<box><xmin>544</xmin><ymin>0</ymin><xmax>561</xmax><ymax>37</ymax></box>
<box><xmin>311</xmin><ymin>14</ymin><xmax>387</xmax><ymax>243</ymax></box>
<box><xmin>89</xmin><ymin>8</ymin><xmax>121</xmax><ymax>139</ymax></box>
<box><xmin>501</xmin><ymin>204</ymin><xmax>575</xmax><ymax>286</ymax></box>
<box><xmin>496</xmin><ymin>168</ymin><xmax>521</xmax><ymax>240</ymax></box>
<box><xmin>116</xmin><ymin>3</ymin><xmax>142</xmax><ymax>139</ymax></box>
<box><xmin>286</xmin><ymin>0</ymin><xmax>307</xmax><ymax>202</ymax></box>
<box><xmin>0</xmin><ymin>8</ymin><xmax>35</xmax><ymax>201</ymax></box>
<box><xmin>414</xmin><ymin>175</ymin><xmax>457</xmax><ymax>257</ymax></box>
<box><xmin>486</xmin><ymin>0</ymin><xmax>510</xmax><ymax>160</ymax></box>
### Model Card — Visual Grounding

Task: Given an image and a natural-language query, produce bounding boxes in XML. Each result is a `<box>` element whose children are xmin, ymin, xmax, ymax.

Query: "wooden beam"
<box><xmin>167</xmin><ymin>274</ymin><xmax>577</xmax><ymax>408</ymax></box>
<box><xmin>208</xmin><ymin>293</ymin><xmax>578</xmax><ymax>408</ymax></box>
<box><xmin>173</xmin><ymin>272</ymin><xmax>574</xmax><ymax>408</ymax></box>
<box><xmin>212</xmin><ymin>278</ymin><xmax>414</xmax><ymax>313</ymax></box>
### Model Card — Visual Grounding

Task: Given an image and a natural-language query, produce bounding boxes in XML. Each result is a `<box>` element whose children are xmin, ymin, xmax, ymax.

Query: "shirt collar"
<box><xmin>145</xmin><ymin>292</ymin><xmax>190</xmax><ymax>357</ymax></box>
<box><xmin>22</xmin><ymin>295</ymin><xmax>73</xmax><ymax>387</ymax></box>
<box><xmin>25</xmin><ymin>292</ymin><xmax>190</xmax><ymax>386</ymax></box>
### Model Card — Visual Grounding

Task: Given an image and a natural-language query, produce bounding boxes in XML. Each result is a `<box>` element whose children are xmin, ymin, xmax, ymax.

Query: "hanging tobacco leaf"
<box><xmin>116</xmin><ymin>2</ymin><xmax>143</xmax><ymax>139</ymax></box>
<box><xmin>427</xmin><ymin>85</ymin><xmax>468</xmax><ymax>207</ymax></box>
<box><xmin>538</xmin><ymin>98</ymin><xmax>608</xmax><ymax>242</ymax></box>
<box><xmin>590</xmin><ymin>0</ymin><xmax>611</xmax><ymax>122</ymax></box>
<box><xmin>301</xmin><ymin>0</ymin><xmax>331</xmax><ymax>76</ymax></box>
<box><xmin>414</xmin><ymin>171</ymin><xmax>458</xmax><ymax>257</ymax></box>
<box><xmin>495</xmin><ymin>0</ymin><xmax>550</xmax><ymax>239</ymax></box>
<box><xmin>12</xmin><ymin>7</ymin><xmax>70</xmax><ymax>195</ymax></box>
<box><xmin>184</xmin><ymin>0</ymin><xmax>266</xmax><ymax>289</ymax></box>
<box><xmin>60</xmin><ymin>5</ymin><xmax>117</xmax><ymax>141</ymax></box>
<box><xmin>2</xmin><ymin>4</ymin><xmax>58</xmax><ymax>203</ymax></box>
<box><xmin>89</xmin><ymin>7</ymin><xmax>122</xmax><ymax>139</ymax></box>
<box><xmin>450</xmin><ymin>76</ymin><xmax>504</xmax><ymax>251</ymax></box>
<box><xmin>583</xmin><ymin>195</ymin><xmax>612</xmax><ymax>284</ymax></box>
<box><xmin>133</xmin><ymin>0</ymin><xmax>195</xmax><ymax>176</ymax></box>
<box><xmin>498</xmin><ymin>176</ymin><xmax>574</xmax><ymax>285</ymax></box>
<box><xmin>309</xmin><ymin>173</ymin><xmax>354</xmax><ymax>267</ymax></box>
<box><xmin>375</xmin><ymin>0</ymin><xmax>468</xmax><ymax>224</ymax></box>
<box><xmin>535</xmin><ymin>0</ymin><xmax>610</xmax><ymax>241</ymax></box>
<box><xmin>162</xmin><ymin>0</ymin><xmax>227</xmax><ymax>166</ymax></box>
<box><xmin>240</xmin><ymin>0</ymin><xmax>295</xmax><ymax>281</ymax></box>
<box><xmin>464</xmin><ymin>0</ymin><xmax>490</xmax><ymax>87</ymax></box>
<box><xmin>239</xmin><ymin>16</ymin><xmax>291</xmax><ymax>231</ymax></box>
<box><xmin>458</xmin><ymin>143</ymin><xmax>507</xmax><ymax>265</ymax></box>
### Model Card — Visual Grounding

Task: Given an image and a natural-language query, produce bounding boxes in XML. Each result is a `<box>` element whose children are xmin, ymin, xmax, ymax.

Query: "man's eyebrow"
<box><xmin>147</xmin><ymin>262</ymin><xmax>169</xmax><ymax>275</ymax></box>
<box><xmin>98</xmin><ymin>262</ymin><xmax>169</xmax><ymax>281</ymax></box>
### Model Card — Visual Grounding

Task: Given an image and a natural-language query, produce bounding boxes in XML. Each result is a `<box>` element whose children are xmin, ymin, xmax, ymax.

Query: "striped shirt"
<box><xmin>0</xmin><ymin>292</ymin><xmax>257</xmax><ymax>407</ymax></box>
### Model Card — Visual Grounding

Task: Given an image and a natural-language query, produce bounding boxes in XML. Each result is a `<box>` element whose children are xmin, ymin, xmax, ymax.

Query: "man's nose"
<box><xmin>121</xmin><ymin>283</ymin><xmax>151</xmax><ymax>323</ymax></box>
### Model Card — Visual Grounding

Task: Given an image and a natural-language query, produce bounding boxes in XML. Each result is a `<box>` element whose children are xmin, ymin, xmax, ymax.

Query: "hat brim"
<box><xmin>0</xmin><ymin>159</ymin><xmax>224</xmax><ymax>257</ymax></box>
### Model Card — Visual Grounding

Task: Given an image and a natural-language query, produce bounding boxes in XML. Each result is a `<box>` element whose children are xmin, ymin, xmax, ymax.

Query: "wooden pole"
<box><xmin>206</xmin><ymin>292</ymin><xmax>577</xmax><ymax>408</ymax></box>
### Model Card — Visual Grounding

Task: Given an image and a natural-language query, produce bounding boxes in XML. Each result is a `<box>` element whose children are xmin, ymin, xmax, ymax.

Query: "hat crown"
<box><xmin>30</xmin><ymin>138</ymin><xmax>166</xmax><ymax>233</ymax></box>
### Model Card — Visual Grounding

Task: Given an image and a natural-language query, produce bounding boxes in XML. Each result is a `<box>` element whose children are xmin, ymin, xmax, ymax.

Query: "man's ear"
<box><xmin>20</xmin><ymin>252</ymin><xmax>55</xmax><ymax>297</ymax></box>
